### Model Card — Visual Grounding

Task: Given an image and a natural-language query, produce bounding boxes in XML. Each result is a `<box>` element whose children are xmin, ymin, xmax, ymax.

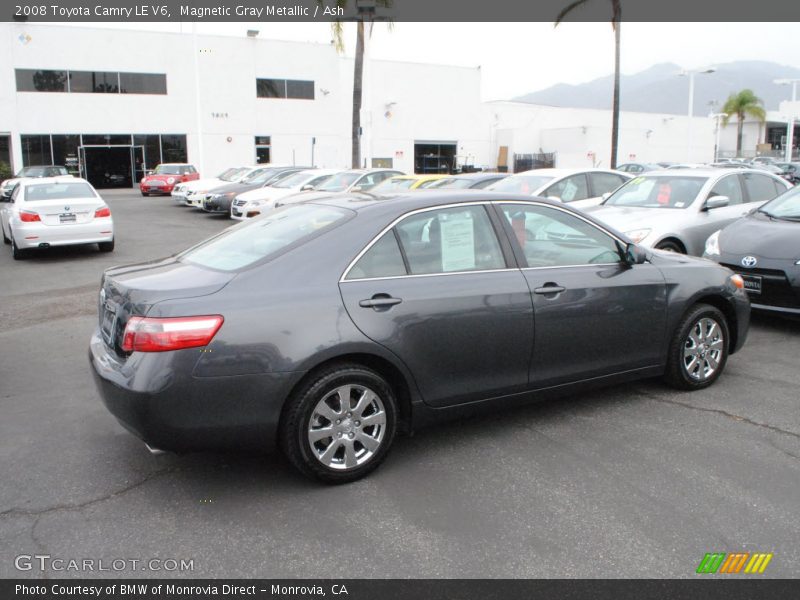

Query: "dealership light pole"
<box><xmin>775</xmin><ymin>78</ymin><xmax>800</xmax><ymax>162</ymax></box>
<box><xmin>710</xmin><ymin>112</ymin><xmax>727</xmax><ymax>163</ymax></box>
<box><xmin>679</xmin><ymin>67</ymin><xmax>716</xmax><ymax>162</ymax></box>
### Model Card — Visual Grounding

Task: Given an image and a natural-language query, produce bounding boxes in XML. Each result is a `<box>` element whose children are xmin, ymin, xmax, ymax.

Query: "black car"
<box><xmin>200</xmin><ymin>166</ymin><xmax>309</xmax><ymax>213</ymax></box>
<box><xmin>705</xmin><ymin>185</ymin><xmax>800</xmax><ymax>315</ymax></box>
<box><xmin>90</xmin><ymin>192</ymin><xmax>750</xmax><ymax>483</ymax></box>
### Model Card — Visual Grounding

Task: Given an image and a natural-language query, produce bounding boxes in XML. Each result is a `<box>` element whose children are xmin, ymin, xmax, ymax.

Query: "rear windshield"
<box><xmin>25</xmin><ymin>182</ymin><xmax>96</xmax><ymax>201</ymax></box>
<box><xmin>488</xmin><ymin>175</ymin><xmax>554</xmax><ymax>194</ymax></box>
<box><xmin>180</xmin><ymin>204</ymin><xmax>351</xmax><ymax>271</ymax></box>
<box><xmin>604</xmin><ymin>176</ymin><xmax>707</xmax><ymax>209</ymax></box>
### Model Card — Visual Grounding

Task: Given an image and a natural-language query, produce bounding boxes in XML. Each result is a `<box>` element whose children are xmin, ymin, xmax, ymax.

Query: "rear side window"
<box><xmin>742</xmin><ymin>173</ymin><xmax>781</xmax><ymax>203</ymax></box>
<box><xmin>395</xmin><ymin>205</ymin><xmax>505</xmax><ymax>274</ymax></box>
<box><xmin>182</xmin><ymin>205</ymin><xmax>350</xmax><ymax>272</ymax></box>
<box><xmin>25</xmin><ymin>182</ymin><xmax>96</xmax><ymax>201</ymax></box>
<box><xmin>544</xmin><ymin>174</ymin><xmax>588</xmax><ymax>202</ymax></box>
<box><xmin>589</xmin><ymin>172</ymin><xmax>627</xmax><ymax>196</ymax></box>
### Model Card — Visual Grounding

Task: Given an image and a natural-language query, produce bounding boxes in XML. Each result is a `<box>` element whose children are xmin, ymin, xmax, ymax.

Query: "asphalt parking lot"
<box><xmin>1</xmin><ymin>188</ymin><xmax>799</xmax><ymax>578</ymax></box>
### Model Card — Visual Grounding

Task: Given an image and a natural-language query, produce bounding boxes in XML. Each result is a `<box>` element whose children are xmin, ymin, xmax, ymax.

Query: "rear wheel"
<box><xmin>664</xmin><ymin>303</ymin><xmax>729</xmax><ymax>390</ymax></box>
<box><xmin>280</xmin><ymin>364</ymin><xmax>398</xmax><ymax>484</ymax></box>
<box><xmin>98</xmin><ymin>239</ymin><xmax>115</xmax><ymax>252</ymax></box>
<box><xmin>11</xmin><ymin>234</ymin><xmax>28</xmax><ymax>260</ymax></box>
<box><xmin>655</xmin><ymin>240</ymin><xmax>684</xmax><ymax>253</ymax></box>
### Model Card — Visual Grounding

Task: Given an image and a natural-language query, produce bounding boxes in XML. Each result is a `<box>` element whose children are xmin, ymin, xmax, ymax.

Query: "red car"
<box><xmin>140</xmin><ymin>163</ymin><xmax>199</xmax><ymax>196</ymax></box>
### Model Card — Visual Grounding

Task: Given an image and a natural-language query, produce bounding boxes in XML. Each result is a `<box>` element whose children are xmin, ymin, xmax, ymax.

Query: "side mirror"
<box><xmin>601</xmin><ymin>192</ymin><xmax>611</xmax><ymax>202</ymax></box>
<box><xmin>620</xmin><ymin>242</ymin><xmax>647</xmax><ymax>266</ymax></box>
<box><xmin>301</xmin><ymin>184</ymin><xmax>314</xmax><ymax>191</ymax></box>
<box><xmin>351</xmin><ymin>185</ymin><xmax>363</xmax><ymax>193</ymax></box>
<box><xmin>703</xmin><ymin>195</ymin><xmax>730</xmax><ymax>210</ymax></box>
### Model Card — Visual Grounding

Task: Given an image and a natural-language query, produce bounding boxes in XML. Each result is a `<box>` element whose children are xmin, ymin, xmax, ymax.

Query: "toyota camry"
<box><xmin>90</xmin><ymin>192</ymin><xmax>750</xmax><ymax>483</ymax></box>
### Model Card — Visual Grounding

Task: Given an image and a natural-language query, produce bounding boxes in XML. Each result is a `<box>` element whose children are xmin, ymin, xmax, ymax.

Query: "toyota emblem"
<box><xmin>741</xmin><ymin>256</ymin><xmax>758</xmax><ymax>268</ymax></box>
<box><xmin>64</xmin><ymin>206</ymin><xmax>71</xmax><ymax>212</ymax></box>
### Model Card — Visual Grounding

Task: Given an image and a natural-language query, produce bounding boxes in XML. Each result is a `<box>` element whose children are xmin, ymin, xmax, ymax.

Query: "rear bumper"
<box><xmin>89</xmin><ymin>329</ymin><xmax>300</xmax><ymax>452</ymax></box>
<box><xmin>13</xmin><ymin>221</ymin><xmax>114</xmax><ymax>249</ymax></box>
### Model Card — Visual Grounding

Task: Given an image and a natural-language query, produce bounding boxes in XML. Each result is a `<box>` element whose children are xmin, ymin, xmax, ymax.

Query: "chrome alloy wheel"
<box><xmin>307</xmin><ymin>384</ymin><xmax>387</xmax><ymax>470</ymax></box>
<box><xmin>683</xmin><ymin>317</ymin><xmax>724</xmax><ymax>381</ymax></box>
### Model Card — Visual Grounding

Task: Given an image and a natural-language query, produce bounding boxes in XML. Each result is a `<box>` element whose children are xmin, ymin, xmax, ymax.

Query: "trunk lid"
<box><xmin>28</xmin><ymin>198</ymin><xmax>101</xmax><ymax>226</ymax></box>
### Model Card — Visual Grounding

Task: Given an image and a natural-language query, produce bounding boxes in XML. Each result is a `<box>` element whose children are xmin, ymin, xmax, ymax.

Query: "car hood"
<box><xmin>178</xmin><ymin>177</ymin><xmax>222</xmax><ymax>191</ymax></box>
<box><xmin>207</xmin><ymin>181</ymin><xmax>260</xmax><ymax>195</ymax></box>
<box><xmin>2</xmin><ymin>177</ymin><xmax>22</xmax><ymax>188</ymax></box>
<box><xmin>719</xmin><ymin>212</ymin><xmax>800</xmax><ymax>260</ymax></box>
<box><xmin>143</xmin><ymin>174</ymin><xmax>180</xmax><ymax>183</ymax></box>
<box><xmin>587</xmin><ymin>205</ymin><xmax>692</xmax><ymax>233</ymax></box>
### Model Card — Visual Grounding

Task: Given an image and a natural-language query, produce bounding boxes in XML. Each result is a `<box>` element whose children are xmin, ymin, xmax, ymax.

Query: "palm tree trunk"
<box><xmin>351</xmin><ymin>20</ymin><xmax>365</xmax><ymax>168</ymax></box>
<box><xmin>736</xmin><ymin>116</ymin><xmax>743</xmax><ymax>154</ymax></box>
<box><xmin>610</xmin><ymin>20</ymin><xmax>620</xmax><ymax>169</ymax></box>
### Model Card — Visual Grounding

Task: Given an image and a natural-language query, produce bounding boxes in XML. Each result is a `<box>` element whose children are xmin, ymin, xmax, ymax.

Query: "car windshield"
<box><xmin>603</xmin><ymin>176</ymin><xmax>708</xmax><ymax>209</ymax></box>
<box><xmin>180</xmin><ymin>205</ymin><xmax>351</xmax><ymax>271</ymax></box>
<box><xmin>488</xmin><ymin>175</ymin><xmax>555</xmax><ymax>194</ymax></box>
<box><xmin>373</xmin><ymin>178</ymin><xmax>416</xmax><ymax>192</ymax></box>
<box><xmin>760</xmin><ymin>186</ymin><xmax>800</xmax><ymax>219</ymax></box>
<box><xmin>25</xmin><ymin>182</ymin><xmax>96</xmax><ymax>201</ymax></box>
<box><xmin>272</xmin><ymin>171</ymin><xmax>317</xmax><ymax>189</ymax></box>
<box><xmin>17</xmin><ymin>167</ymin><xmax>47</xmax><ymax>177</ymax></box>
<box><xmin>242</xmin><ymin>168</ymin><xmax>280</xmax><ymax>184</ymax></box>
<box><xmin>219</xmin><ymin>167</ymin><xmax>245</xmax><ymax>181</ymax></box>
<box><xmin>316</xmin><ymin>172</ymin><xmax>361</xmax><ymax>192</ymax></box>
<box><xmin>428</xmin><ymin>178</ymin><xmax>473</xmax><ymax>189</ymax></box>
<box><xmin>153</xmin><ymin>165</ymin><xmax>184</xmax><ymax>175</ymax></box>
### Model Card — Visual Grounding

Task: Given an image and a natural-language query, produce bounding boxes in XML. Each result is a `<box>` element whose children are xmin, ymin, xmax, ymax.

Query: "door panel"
<box><xmin>340</xmin><ymin>271</ymin><xmax>534</xmax><ymax>407</ymax></box>
<box><xmin>523</xmin><ymin>264</ymin><xmax>667</xmax><ymax>387</ymax></box>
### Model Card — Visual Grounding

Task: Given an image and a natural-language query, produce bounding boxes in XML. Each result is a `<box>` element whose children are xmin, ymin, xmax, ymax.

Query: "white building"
<box><xmin>2</xmin><ymin>22</ymin><xmax>768</xmax><ymax>189</ymax></box>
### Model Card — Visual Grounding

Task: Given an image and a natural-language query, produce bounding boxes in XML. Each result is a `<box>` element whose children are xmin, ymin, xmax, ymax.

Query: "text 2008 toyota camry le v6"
<box><xmin>90</xmin><ymin>192</ymin><xmax>750</xmax><ymax>483</ymax></box>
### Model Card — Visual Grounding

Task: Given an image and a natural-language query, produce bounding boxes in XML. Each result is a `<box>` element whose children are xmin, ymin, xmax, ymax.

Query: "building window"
<box><xmin>15</xmin><ymin>69</ymin><xmax>166</xmax><ymax>95</ymax></box>
<box><xmin>255</xmin><ymin>136</ymin><xmax>271</xmax><ymax>163</ymax></box>
<box><xmin>15</xmin><ymin>69</ymin><xmax>67</xmax><ymax>92</ymax></box>
<box><xmin>69</xmin><ymin>71</ymin><xmax>120</xmax><ymax>93</ymax></box>
<box><xmin>257</xmin><ymin>78</ymin><xmax>314</xmax><ymax>100</ymax></box>
<box><xmin>160</xmin><ymin>135</ymin><xmax>188</xmax><ymax>163</ymax></box>
<box><xmin>51</xmin><ymin>134</ymin><xmax>81</xmax><ymax>175</ymax></box>
<box><xmin>0</xmin><ymin>135</ymin><xmax>12</xmax><ymax>172</ymax></box>
<box><xmin>21</xmin><ymin>135</ymin><xmax>53</xmax><ymax>166</ymax></box>
<box><xmin>120</xmin><ymin>73</ymin><xmax>167</xmax><ymax>95</ymax></box>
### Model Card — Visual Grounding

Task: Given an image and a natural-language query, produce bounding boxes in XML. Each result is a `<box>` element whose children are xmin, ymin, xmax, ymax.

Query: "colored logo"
<box><xmin>741</xmin><ymin>255</ymin><xmax>758</xmax><ymax>268</ymax></box>
<box><xmin>18</xmin><ymin>33</ymin><xmax>31</xmax><ymax>45</ymax></box>
<box><xmin>696</xmin><ymin>552</ymin><xmax>773</xmax><ymax>574</ymax></box>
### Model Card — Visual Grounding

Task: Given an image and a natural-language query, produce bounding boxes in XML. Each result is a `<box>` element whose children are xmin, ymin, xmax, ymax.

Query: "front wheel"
<box><xmin>140</xmin><ymin>191</ymin><xmax>149</xmax><ymax>197</ymax></box>
<box><xmin>280</xmin><ymin>364</ymin><xmax>398</xmax><ymax>484</ymax></box>
<box><xmin>664</xmin><ymin>303</ymin><xmax>729</xmax><ymax>390</ymax></box>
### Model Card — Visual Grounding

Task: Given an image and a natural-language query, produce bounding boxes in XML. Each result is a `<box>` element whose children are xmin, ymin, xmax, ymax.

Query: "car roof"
<box><xmin>18</xmin><ymin>176</ymin><xmax>89</xmax><ymax>186</ymax></box>
<box><xmin>634</xmin><ymin>168</ymin><xmax>772</xmax><ymax>178</ymax></box>
<box><xmin>511</xmin><ymin>168</ymin><xmax>624</xmax><ymax>177</ymax></box>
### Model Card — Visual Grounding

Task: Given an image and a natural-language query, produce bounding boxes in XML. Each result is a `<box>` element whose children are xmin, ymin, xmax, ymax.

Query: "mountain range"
<box><xmin>513</xmin><ymin>61</ymin><xmax>800</xmax><ymax>115</ymax></box>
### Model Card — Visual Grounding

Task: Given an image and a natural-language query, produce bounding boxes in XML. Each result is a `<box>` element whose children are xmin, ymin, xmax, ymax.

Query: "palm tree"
<box><xmin>555</xmin><ymin>1</ymin><xmax>622</xmax><ymax>169</ymax></box>
<box><xmin>324</xmin><ymin>0</ymin><xmax>393</xmax><ymax>169</ymax></box>
<box><xmin>721</xmin><ymin>89</ymin><xmax>766</xmax><ymax>154</ymax></box>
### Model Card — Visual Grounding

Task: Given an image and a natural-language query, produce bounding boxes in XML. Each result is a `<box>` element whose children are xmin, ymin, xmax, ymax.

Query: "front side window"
<box><xmin>708</xmin><ymin>174</ymin><xmax>743</xmax><ymax>205</ymax></box>
<box><xmin>394</xmin><ymin>205</ymin><xmax>505</xmax><ymax>275</ymax></box>
<box><xmin>182</xmin><ymin>205</ymin><xmax>351</xmax><ymax>272</ymax></box>
<box><xmin>589</xmin><ymin>172</ymin><xmax>627</xmax><ymax>196</ymax></box>
<box><xmin>604</xmin><ymin>176</ymin><xmax>707</xmax><ymax>209</ymax></box>
<box><xmin>500</xmin><ymin>204</ymin><xmax>621</xmax><ymax>268</ymax></box>
<box><xmin>544</xmin><ymin>174</ymin><xmax>589</xmax><ymax>202</ymax></box>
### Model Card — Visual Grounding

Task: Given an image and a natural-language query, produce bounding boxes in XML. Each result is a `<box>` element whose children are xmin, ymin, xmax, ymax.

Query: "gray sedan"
<box><xmin>587</xmin><ymin>169</ymin><xmax>791</xmax><ymax>255</ymax></box>
<box><xmin>90</xmin><ymin>192</ymin><xmax>750</xmax><ymax>483</ymax></box>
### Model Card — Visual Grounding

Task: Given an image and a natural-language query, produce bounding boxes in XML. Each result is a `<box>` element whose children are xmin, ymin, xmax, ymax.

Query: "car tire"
<box><xmin>11</xmin><ymin>234</ymin><xmax>27</xmax><ymax>260</ymax></box>
<box><xmin>141</xmin><ymin>192</ymin><xmax>149</xmax><ymax>197</ymax></box>
<box><xmin>664</xmin><ymin>303</ymin><xmax>729</xmax><ymax>390</ymax></box>
<box><xmin>655</xmin><ymin>240</ymin><xmax>684</xmax><ymax>253</ymax></box>
<box><xmin>98</xmin><ymin>239</ymin><xmax>115</xmax><ymax>253</ymax></box>
<box><xmin>280</xmin><ymin>363</ymin><xmax>398</xmax><ymax>484</ymax></box>
<box><xmin>2</xmin><ymin>226</ymin><xmax>9</xmax><ymax>245</ymax></box>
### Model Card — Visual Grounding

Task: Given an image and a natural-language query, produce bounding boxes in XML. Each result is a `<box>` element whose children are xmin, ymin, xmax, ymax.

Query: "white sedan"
<box><xmin>230</xmin><ymin>169</ymin><xmax>341</xmax><ymax>220</ymax></box>
<box><xmin>1</xmin><ymin>177</ymin><xmax>114</xmax><ymax>260</ymax></box>
<box><xmin>486</xmin><ymin>168</ymin><xmax>632</xmax><ymax>209</ymax></box>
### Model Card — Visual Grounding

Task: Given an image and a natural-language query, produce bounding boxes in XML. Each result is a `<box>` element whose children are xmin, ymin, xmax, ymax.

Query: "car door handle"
<box><xmin>359</xmin><ymin>295</ymin><xmax>403</xmax><ymax>308</ymax></box>
<box><xmin>533</xmin><ymin>284</ymin><xmax>566</xmax><ymax>295</ymax></box>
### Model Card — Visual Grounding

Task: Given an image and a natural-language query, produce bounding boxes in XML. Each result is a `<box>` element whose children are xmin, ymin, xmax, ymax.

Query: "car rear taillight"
<box><xmin>94</xmin><ymin>206</ymin><xmax>111</xmax><ymax>218</ymax></box>
<box><xmin>19</xmin><ymin>210</ymin><xmax>40</xmax><ymax>222</ymax></box>
<box><xmin>121</xmin><ymin>315</ymin><xmax>224</xmax><ymax>353</ymax></box>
